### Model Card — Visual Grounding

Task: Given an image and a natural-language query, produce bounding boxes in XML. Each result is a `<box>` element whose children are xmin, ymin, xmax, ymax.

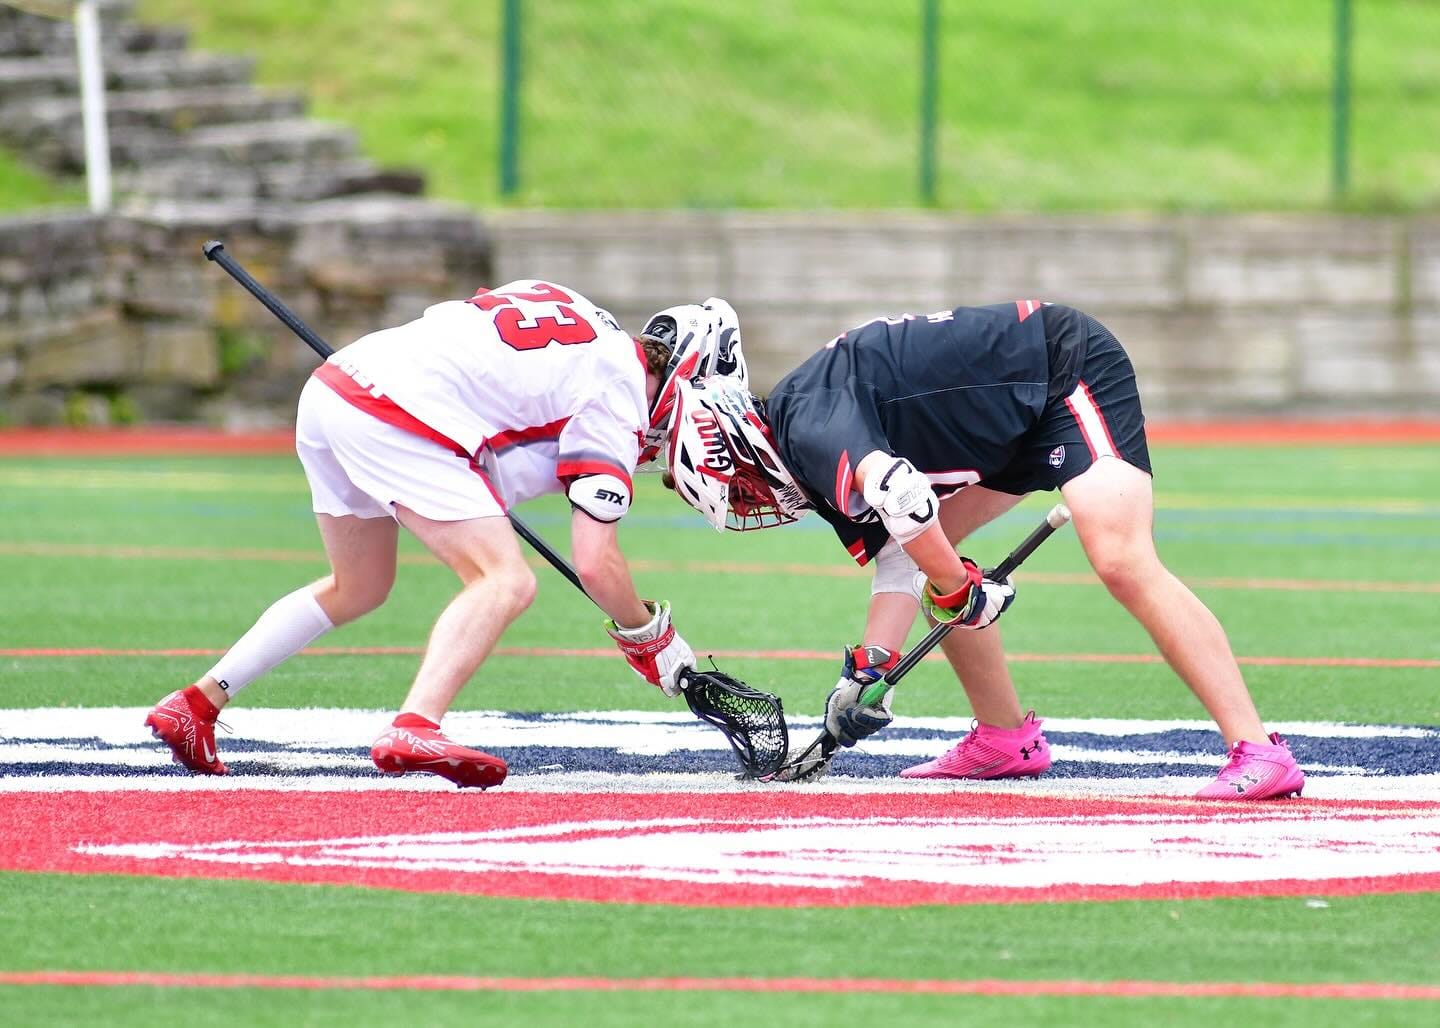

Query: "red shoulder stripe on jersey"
<box><xmin>488</xmin><ymin>417</ymin><xmax>570</xmax><ymax>451</ymax></box>
<box><xmin>1015</xmin><ymin>299</ymin><xmax>1042</xmax><ymax>322</ymax></box>
<box><xmin>834</xmin><ymin>449</ymin><xmax>853</xmax><ymax>513</ymax></box>
<box><xmin>556</xmin><ymin>460</ymin><xmax>633</xmax><ymax>492</ymax></box>
<box><xmin>314</xmin><ymin>363</ymin><xmax>468</xmax><ymax>458</ymax></box>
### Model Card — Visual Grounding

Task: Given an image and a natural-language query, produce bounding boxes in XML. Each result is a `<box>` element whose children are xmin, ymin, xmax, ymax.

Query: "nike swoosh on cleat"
<box><xmin>203</xmin><ymin>739</ymin><xmax>216</xmax><ymax>763</ymax></box>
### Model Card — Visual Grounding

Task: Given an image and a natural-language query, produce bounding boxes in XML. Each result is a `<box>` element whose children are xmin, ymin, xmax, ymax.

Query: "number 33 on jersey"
<box><xmin>327</xmin><ymin>279</ymin><xmax>649</xmax><ymax>512</ymax></box>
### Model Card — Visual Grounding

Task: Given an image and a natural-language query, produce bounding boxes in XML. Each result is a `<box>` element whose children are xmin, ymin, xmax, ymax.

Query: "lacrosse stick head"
<box><xmin>682</xmin><ymin>664</ymin><xmax>788</xmax><ymax>779</ymax></box>
<box><xmin>762</xmin><ymin>729</ymin><xmax>840</xmax><ymax>783</ymax></box>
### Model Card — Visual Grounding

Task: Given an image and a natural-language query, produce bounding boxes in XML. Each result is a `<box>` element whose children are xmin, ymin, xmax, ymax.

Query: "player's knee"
<box><xmin>1088</xmin><ymin>544</ymin><xmax>1158</xmax><ymax>602</ymax></box>
<box><xmin>344</xmin><ymin>587</ymin><xmax>392</xmax><ymax>622</ymax></box>
<box><xmin>323</xmin><ymin>572</ymin><xmax>394</xmax><ymax>624</ymax></box>
<box><xmin>496</xmin><ymin>562</ymin><xmax>538</xmax><ymax>617</ymax></box>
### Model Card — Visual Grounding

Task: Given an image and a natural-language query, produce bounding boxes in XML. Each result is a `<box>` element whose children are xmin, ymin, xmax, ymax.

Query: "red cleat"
<box><xmin>144</xmin><ymin>689</ymin><xmax>228</xmax><ymax>775</ymax></box>
<box><xmin>371</xmin><ymin>725</ymin><xmax>507</xmax><ymax>790</ymax></box>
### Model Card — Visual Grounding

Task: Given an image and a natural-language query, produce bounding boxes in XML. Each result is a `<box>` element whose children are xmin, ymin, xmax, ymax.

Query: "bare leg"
<box><xmin>1060</xmin><ymin>457</ymin><xmax>1267</xmax><ymax>746</ymax></box>
<box><xmin>310</xmin><ymin>513</ymin><xmax>399</xmax><ymax>625</ymax></box>
<box><xmin>392</xmin><ymin>505</ymin><xmax>537</xmax><ymax>723</ymax></box>
<box><xmin>195</xmin><ymin>513</ymin><xmax>399</xmax><ymax>710</ymax></box>
<box><xmin>933</xmin><ymin>487</ymin><xmax>1028</xmax><ymax>727</ymax></box>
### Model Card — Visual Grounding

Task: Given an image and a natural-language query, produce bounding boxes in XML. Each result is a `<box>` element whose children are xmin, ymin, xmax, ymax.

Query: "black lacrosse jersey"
<box><xmin>765</xmin><ymin>301</ymin><xmax>1077</xmax><ymax>565</ymax></box>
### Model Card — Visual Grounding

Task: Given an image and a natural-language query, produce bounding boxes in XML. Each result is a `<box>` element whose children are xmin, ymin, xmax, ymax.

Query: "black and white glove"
<box><xmin>605</xmin><ymin>600</ymin><xmax>696</xmax><ymax>698</ymax></box>
<box><xmin>823</xmin><ymin>644</ymin><xmax>900</xmax><ymax>748</ymax></box>
<box><xmin>921</xmin><ymin>557</ymin><xmax>1015</xmax><ymax>630</ymax></box>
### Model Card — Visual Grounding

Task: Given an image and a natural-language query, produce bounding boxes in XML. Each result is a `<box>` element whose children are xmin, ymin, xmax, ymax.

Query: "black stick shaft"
<box><xmin>203</xmin><ymin>240</ymin><xmax>590</xmax><ymax>600</ymax></box>
<box><xmin>861</xmin><ymin>503</ymin><xmax>1072</xmax><ymax>701</ymax></box>
<box><xmin>205</xmin><ymin>241</ymin><xmax>333</xmax><ymax>360</ymax></box>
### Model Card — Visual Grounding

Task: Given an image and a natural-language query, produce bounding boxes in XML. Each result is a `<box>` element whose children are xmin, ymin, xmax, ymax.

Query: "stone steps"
<box><xmin>0</xmin><ymin>51</ymin><xmax>255</xmax><ymax>103</ymax></box>
<box><xmin>0</xmin><ymin>3</ymin><xmax>424</xmax><ymax>199</ymax></box>
<box><xmin>0</xmin><ymin>5</ymin><xmax>187</xmax><ymax>60</ymax></box>
<box><xmin>183</xmin><ymin>118</ymin><xmax>357</xmax><ymax>165</ymax></box>
<box><xmin>2</xmin><ymin>84</ymin><xmax>306</xmax><ymax>137</ymax></box>
<box><xmin>119</xmin><ymin>155</ymin><xmax>425</xmax><ymax>203</ymax></box>
<box><xmin>113</xmin><ymin>119</ymin><xmax>417</xmax><ymax>202</ymax></box>
<box><xmin>0</xmin><ymin>85</ymin><xmax>312</xmax><ymax>171</ymax></box>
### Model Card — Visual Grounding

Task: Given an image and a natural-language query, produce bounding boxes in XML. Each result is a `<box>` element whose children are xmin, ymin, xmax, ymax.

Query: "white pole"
<box><xmin>73</xmin><ymin>0</ymin><xmax>111</xmax><ymax>213</ymax></box>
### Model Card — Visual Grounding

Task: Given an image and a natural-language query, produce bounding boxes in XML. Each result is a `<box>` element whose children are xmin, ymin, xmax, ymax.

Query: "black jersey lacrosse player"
<box><xmin>661</xmin><ymin>300</ymin><xmax>1305</xmax><ymax>799</ymax></box>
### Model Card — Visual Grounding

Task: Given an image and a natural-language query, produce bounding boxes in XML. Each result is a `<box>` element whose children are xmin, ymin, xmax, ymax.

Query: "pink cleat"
<box><xmin>1194</xmin><ymin>732</ymin><xmax>1305</xmax><ymax>800</ymax></box>
<box><xmin>900</xmin><ymin>710</ymin><xmax>1050</xmax><ymax>780</ymax></box>
<box><xmin>371</xmin><ymin>725</ymin><xmax>507</xmax><ymax>790</ymax></box>
<box><xmin>144</xmin><ymin>689</ymin><xmax>228</xmax><ymax>775</ymax></box>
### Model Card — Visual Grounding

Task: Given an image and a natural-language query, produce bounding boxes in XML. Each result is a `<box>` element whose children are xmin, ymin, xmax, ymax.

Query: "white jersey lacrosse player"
<box><xmin>145</xmin><ymin>282</ymin><xmax>733</xmax><ymax>789</ymax></box>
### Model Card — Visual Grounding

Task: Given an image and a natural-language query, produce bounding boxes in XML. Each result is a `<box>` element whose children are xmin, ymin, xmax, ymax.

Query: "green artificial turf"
<box><xmin>1</xmin><ymin>443</ymin><xmax>1438</xmax><ymax>1026</ymax></box>
<box><xmin>1</xmin><ymin>445</ymin><xmax>1438</xmax><ymax>723</ymax></box>
<box><xmin>6</xmin><ymin>871</ymin><xmax>1436</xmax><ymax>983</ymax></box>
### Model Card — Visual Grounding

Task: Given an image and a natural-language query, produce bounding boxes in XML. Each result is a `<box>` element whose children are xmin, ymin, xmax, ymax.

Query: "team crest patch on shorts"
<box><xmin>1048</xmin><ymin>445</ymin><xmax>1066</xmax><ymax>468</ymax></box>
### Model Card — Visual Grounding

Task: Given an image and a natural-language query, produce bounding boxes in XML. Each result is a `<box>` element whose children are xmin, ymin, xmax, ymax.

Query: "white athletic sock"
<box><xmin>205</xmin><ymin>586</ymin><xmax>334</xmax><ymax>699</ymax></box>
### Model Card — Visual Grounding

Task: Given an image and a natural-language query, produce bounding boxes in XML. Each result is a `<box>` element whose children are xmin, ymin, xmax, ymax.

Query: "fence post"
<box><xmin>918</xmin><ymin>0</ymin><xmax>940</xmax><ymax>205</ymax></box>
<box><xmin>74</xmin><ymin>0</ymin><xmax>111</xmax><ymax>213</ymax></box>
<box><xmin>498</xmin><ymin>0</ymin><xmax>522</xmax><ymax>198</ymax></box>
<box><xmin>1331</xmin><ymin>0</ymin><xmax>1352</xmax><ymax>201</ymax></box>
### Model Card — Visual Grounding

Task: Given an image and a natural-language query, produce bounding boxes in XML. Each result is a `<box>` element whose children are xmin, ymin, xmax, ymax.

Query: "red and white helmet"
<box><xmin>639</xmin><ymin>298</ymin><xmax>748</xmax><ymax>464</ymax></box>
<box><xmin>666</xmin><ymin>375</ymin><xmax>809</xmax><ymax>531</ymax></box>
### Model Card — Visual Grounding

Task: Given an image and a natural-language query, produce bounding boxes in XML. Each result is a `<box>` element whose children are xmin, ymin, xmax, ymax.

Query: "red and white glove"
<box><xmin>922</xmin><ymin>557</ymin><xmax>1015</xmax><ymax>630</ymax></box>
<box><xmin>605</xmin><ymin>600</ymin><xmax>696</xmax><ymax>698</ymax></box>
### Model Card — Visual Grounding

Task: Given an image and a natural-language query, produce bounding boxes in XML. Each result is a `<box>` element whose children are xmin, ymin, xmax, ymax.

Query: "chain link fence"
<box><xmin>499</xmin><ymin>0</ymin><xmax>1440</xmax><ymax>212</ymax></box>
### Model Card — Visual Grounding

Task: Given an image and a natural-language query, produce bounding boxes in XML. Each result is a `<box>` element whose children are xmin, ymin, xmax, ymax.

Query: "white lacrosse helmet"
<box><xmin>666</xmin><ymin>375</ymin><xmax>809</xmax><ymax>531</ymax></box>
<box><xmin>639</xmin><ymin>298</ymin><xmax>748</xmax><ymax>464</ymax></box>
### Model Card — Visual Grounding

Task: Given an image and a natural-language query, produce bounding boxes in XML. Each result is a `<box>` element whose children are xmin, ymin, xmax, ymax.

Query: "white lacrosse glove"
<box><xmin>922</xmin><ymin>557</ymin><xmax>1015</xmax><ymax>631</ymax></box>
<box><xmin>823</xmin><ymin>644</ymin><xmax>900</xmax><ymax>748</ymax></box>
<box><xmin>605</xmin><ymin>600</ymin><xmax>696</xmax><ymax>698</ymax></box>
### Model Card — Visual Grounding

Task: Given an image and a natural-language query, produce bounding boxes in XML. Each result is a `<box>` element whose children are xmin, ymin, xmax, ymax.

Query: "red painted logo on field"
<box><xmin>4</xmin><ymin>792</ymin><xmax>1439</xmax><ymax>907</ymax></box>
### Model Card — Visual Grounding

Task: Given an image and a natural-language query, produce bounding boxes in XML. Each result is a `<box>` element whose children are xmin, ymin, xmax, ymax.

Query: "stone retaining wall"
<box><xmin>0</xmin><ymin>197</ymin><xmax>490</xmax><ymax>426</ymax></box>
<box><xmin>1</xmin><ymin>207</ymin><xmax>1437</xmax><ymax>427</ymax></box>
<box><xmin>492</xmin><ymin>211</ymin><xmax>1440</xmax><ymax>417</ymax></box>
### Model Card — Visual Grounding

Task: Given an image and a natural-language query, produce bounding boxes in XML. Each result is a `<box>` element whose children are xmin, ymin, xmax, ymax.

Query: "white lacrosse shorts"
<box><xmin>294</xmin><ymin>376</ymin><xmax>506</xmax><ymax>523</ymax></box>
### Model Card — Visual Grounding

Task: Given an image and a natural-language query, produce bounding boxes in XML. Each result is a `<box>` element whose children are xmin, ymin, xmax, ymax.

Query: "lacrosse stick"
<box><xmin>683</xmin><ymin>660</ymin><xmax>788</xmax><ymax>779</ymax></box>
<box><xmin>766</xmin><ymin>502</ymin><xmax>1072</xmax><ymax>783</ymax></box>
<box><xmin>203</xmin><ymin>240</ymin><xmax>585</xmax><ymax>590</ymax></box>
<box><xmin>203</xmin><ymin>240</ymin><xmax>787</xmax><ymax>777</ymax></box>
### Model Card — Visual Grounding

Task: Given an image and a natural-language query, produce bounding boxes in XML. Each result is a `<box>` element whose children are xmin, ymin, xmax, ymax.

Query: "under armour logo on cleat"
<box><xmin>1019</xmin><ymin>741</ymin><xmax>1045</xmax><ymax>761</ymax></box>
<box><xmin>1232</xmin><ymin>772</ymin><xmax>1262</xmax><ymax>794</ymax></box>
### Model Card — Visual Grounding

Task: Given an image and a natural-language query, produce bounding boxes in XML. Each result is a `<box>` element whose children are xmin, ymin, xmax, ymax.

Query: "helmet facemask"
<box><xmin>667</xmin><ymin>377</ymin><xmax>808</xmax><ymax>532</ymax></box>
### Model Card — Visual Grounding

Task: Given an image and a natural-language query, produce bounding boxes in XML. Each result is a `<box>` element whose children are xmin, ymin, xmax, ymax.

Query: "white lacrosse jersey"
<box><xmin>317</xmin><ymin>280</ymin><xmax>647</xmax><ymax>506</ymax></box>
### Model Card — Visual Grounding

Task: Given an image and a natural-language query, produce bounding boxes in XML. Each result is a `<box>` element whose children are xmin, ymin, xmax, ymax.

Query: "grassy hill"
<box><xmin>6</xmin><ymin>1</ymin><xmax>1440</xmax><ymax>212</ymax></box>
<box><xmin>0</xmin><ymin>151</ymin><xmax>81</xmax><ymax>213</ymax></box>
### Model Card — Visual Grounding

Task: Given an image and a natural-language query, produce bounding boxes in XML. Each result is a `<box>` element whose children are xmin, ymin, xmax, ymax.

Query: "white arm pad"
<box><xmin>871</xmin><ymin>537</ymin><xmax>926</xmax><ymax>602</ymax></box>
<box><xmin>861</xmin><ymin>456</ymin><xmax>938</xmax><ymax>545</ymax></box>
<box><xmin>568</xmin><ymin>473</ymin><xmax>631</xmax><ymax>523</ymax></box>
